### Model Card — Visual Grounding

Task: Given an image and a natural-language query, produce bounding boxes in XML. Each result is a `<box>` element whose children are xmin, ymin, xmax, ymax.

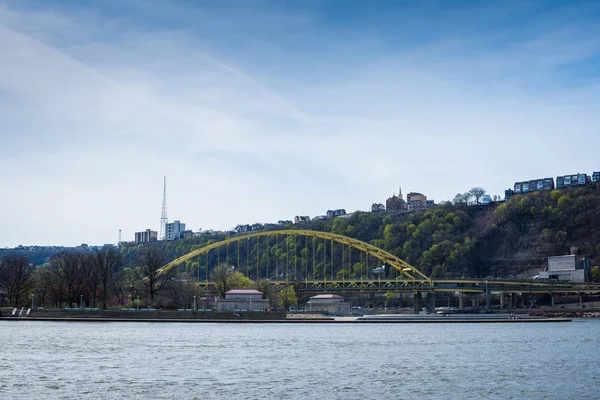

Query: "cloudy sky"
<box><xmin>1</xmin><ymin>0</ymin><xmax>599</xmax><ymax>247</ymax></box>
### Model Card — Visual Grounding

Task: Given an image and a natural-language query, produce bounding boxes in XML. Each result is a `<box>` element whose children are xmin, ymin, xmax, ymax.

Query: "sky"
<box><xmin>1</xmin><ymin>0</ymin><xmax>599</xmax><ymax>247</ymax></box>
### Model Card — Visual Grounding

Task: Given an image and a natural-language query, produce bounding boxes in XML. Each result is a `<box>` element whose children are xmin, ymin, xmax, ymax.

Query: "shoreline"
<box><xmin>0</xmin><ymin>316</ymin><xmax>572</xmax><ymax>323</ymax></box>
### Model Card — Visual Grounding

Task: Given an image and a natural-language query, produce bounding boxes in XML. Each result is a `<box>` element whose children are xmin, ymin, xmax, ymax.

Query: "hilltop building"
<box><xmin>371</xmin><ymin>203</ymin><xmax>386</xmax><ymax>212</ymax></box>
<box><xmin>386</xmin><ymin>186</ymin><xmax>407</xmax><ymax>211</ymax></box>
<box><xmin>514</xmin><ymin>177</ymin><xmax>554</xmax><ymax>194</ymax></box>
<box><xmin>165</xmin><ymin>220</ymin><xmax>186</xmax><ymax>241</ymax></box>
<box><xmin>504</xmin><ymin>188</ymin><xmax>515</xmax><ymax>201</ymax></box>
<box><xmin>294</xmin><ymin>216</ymin><xmax>311</xmax><ymax>224</ymax></box>
<box><xmin>556</xmin><ymin>173</ymin><xmax>589</xmax><ymax>189</ymax></box>
<box><xmin>407</xmin><ymin>192</ymin><xmax>427</xmax><ymax>210</ymax></box>
<box><xmin>134</xmin><ymin>229</ymin><xmax>158</xmax><ymax>243</ymax></box>
<box><xmin>326</xmin><ymin>209</ymin><xmax>346</xmax><ymax>218</ymax></box>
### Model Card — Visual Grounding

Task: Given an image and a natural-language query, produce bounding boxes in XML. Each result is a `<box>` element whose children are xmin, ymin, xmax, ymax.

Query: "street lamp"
<box><xmin>31</xmin><ymin>293</ymin><xmax>34</xmax><ymax>310</ymax></box>
<box><xmin>193</xmin><ymin>295</ymin><xmax>197</xmax><ymax>312</ymax></box>
<box><xmin>136</xmin><ymin>295</ymin><xmax>140</xmax><ymax>310</ymax></box>
<box><xmin>80</xmin><ymin>295</ymin><xmax>83</xmax><ymax>310</ymax></box>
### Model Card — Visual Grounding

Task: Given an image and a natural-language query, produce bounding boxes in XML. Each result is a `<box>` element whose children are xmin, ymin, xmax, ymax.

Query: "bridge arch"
<box><xmin>157</xmin><ymin>229</ymin><xmax>430</xmax><ymax>282</ymax></box>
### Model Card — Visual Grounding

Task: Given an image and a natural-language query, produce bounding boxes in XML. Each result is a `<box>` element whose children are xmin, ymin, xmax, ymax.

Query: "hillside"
<box><xmin>118</xmin><ymin>184</ymin><xmax>600</xmax><ymax>279</ymax></box>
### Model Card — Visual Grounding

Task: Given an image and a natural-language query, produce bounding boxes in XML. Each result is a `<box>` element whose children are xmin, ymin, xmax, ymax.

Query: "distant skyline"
<box><xmin>1</xmin><ymin>0</ymin><xmax>600</xmax><ymax>247</ymax></box>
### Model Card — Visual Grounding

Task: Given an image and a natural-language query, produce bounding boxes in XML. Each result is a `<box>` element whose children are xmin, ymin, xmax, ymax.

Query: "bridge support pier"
<box><xmin>485</xmin><ymin>291</ymin><xmax>491</xmax><ymax>309</ymax></box>
<box><xmin>413</xmin><ymin>292</ymin><xmax>423</xmax><ymax>314</ymax></box>
<box><xmin>472</xmin><ymin>296</ymin><xmax>479</xmax><ymax>309</ymax></box>
<box><xmin>459</xmin><ymin>295</ymin><xmax>464</xmax><ymax>310</ymax></box>
<box><xmin>551</xmin><ymin>295</ymin><xmax>555</xmax><ymax>307</ymax></box>
<box><xmin>426</xmin><ymin>292</ymin><xmax>435</xmax><ymax>314</ymax></box>
<box><xmin>579</xmin><ymin>293</ymin><xmax>583</xmax><ymax>308</ymax></box>
<box><xmin>500</xmin><ymin>293</ymin><xmax>505</xmax><ymax>309</ymax></box>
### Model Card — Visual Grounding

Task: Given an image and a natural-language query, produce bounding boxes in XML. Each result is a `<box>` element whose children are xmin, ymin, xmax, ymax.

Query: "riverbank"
<box><xmin>0</xmin><ymin>309</ymin><xmax>571</xmax><ymax>323</ymax></box>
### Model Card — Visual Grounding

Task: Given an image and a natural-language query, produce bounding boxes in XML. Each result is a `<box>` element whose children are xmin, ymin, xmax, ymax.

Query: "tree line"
<box><xmin>0</xmin><ymin>246</ymin><xmax>298</xmax><ymax>310</ymax></box>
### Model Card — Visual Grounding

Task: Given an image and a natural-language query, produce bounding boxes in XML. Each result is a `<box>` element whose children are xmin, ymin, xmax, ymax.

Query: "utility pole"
<box><xmin>160</xmin><ymin>176</ymin><xmax>168</xmax><ymax>240</ymax></box>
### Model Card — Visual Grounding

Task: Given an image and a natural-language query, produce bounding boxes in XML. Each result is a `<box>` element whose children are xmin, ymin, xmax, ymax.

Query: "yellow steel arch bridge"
<box><xmin>157</xmin><ymin>229</ymin><xmax>600</xmax><ymax>296</ymax></box>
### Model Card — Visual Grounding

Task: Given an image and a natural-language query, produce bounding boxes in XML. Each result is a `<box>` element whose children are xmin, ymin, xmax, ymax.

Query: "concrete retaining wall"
<box><xmin>24</xmin><ymin>309</ymin><xmax>286</xmax><ymax>321</ymax></box>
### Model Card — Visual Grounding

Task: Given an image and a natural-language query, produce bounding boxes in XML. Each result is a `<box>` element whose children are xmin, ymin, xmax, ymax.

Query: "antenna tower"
<box><xmin>160</xmin><ymin>176</ymin><xmax>168</xmax><ymax>240</ymax></box>
<box><xmin>118</xmin><ymin>229</ymin><xmax>122</xmax><ymax>245</ymax></box>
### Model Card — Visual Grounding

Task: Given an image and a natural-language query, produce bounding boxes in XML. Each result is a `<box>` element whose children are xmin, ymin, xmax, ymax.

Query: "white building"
<box><xmin>535</xmin><ymin>255</ymin><xmax>591</xmax><ymax>283</ymax></box>
<box><xmin>134</xmin><ymin>229</ymin><xmax>157</xmax><ymax>243</ymax></box>
<box><xmin>165</xmin><ymin>220</ymin><xmax>186</xmax><ymax>241</ymax></box>
<box><xmin>481</xmin><ymin>194</ymin><xmax>492</xmax><ymax>205</ymax></box>
<box><xmin>218</xmin><ymin>290</ymin><xmax>270</xmax><ymax>312</ymax></box>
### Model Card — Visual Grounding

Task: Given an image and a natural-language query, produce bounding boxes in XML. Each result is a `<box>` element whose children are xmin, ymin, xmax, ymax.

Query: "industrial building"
<box><xmin>535</xmin><ymin>255</ymin><xmax>591</xmax><ymax>283</ymax></box>
<box><xmin>134</xmin><ymin>229</ymin><xmax>158</xmax><ymax>243</ymax></box>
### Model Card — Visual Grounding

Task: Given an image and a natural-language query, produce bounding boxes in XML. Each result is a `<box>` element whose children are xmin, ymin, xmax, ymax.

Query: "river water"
<box><xmin>1</xmin><ymin>320</ymin><xmax>599</xmax><ymax>399</ymax></box>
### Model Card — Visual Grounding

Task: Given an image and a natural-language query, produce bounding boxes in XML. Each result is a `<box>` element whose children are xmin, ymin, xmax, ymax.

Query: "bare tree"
<box><xmin>113</xmin><ymin>267</ymin><xmax>138</xmax><ymax>306</ymax></box>
<box><xmin>0</xmin><ymin>254</ymin><xmax>34</xmax><ymax>307</ymax></box>
<box><xmin>92</xmin><ymin>247</ymin><xmax>123</xmax><ymax>309</ymax></box>
<box><xmin>469</xmin><ymin>187</ymin><xmax>486</xmax><ymax>205</ymax></box>
<box><xmin>137</xmin><ymin>246</ymin><xmax>173</xmax><ymax>303</ymax></box>
<box><xmin>44</xmin><ymin>251</ymin><xmax>90</xmax><ymax>308</ymax></box>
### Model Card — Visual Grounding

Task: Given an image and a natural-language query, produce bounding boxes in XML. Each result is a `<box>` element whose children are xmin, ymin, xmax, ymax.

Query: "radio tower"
<box><xmin>159</xmin><ymin>176</ymin><xmax>168</xmax><ymax>241</ymax></box>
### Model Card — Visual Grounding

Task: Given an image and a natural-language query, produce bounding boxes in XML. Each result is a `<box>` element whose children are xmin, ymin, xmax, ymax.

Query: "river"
<box><xmin>0</xmin><ymin>320</ymin><xmax>598</xmax><ymax>399</ymax></box>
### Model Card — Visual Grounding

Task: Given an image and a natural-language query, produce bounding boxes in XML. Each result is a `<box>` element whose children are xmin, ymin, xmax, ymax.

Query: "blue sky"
<box><xmin>1</xmin><ymin>0</ymin><xmax>599</xmax><ymax>247</ymax></box>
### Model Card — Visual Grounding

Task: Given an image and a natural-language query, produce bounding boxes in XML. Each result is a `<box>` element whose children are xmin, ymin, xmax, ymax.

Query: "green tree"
<box><xmin>211</xmin><ymin>263</ymin><xmax>253</xmax><ymax>298</ymax></box>
<box><xmin>277</xmin><ymin>285</ymin><xmax>298</xmax><ymax>310</ymax></box>
<box><xmin>469</xmin><ymin>187</ymin><xmax>486</xmax><ymax>205</ymax></box>
<box><xmin>591</xmin><ymin>266</ymin><xmax>600</xmax><ymax>283</ymax></box>
<box><xmin>385</xmin><ymin>291</ymin><xmax>394</xmax><ymax>309</ymax></box>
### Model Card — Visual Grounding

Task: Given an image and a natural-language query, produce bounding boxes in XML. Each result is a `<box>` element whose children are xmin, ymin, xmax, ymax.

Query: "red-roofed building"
<box><xmin>307</xmin><ymin>294</ymin><xmax>350</xmax><ymax>314</ymax></box>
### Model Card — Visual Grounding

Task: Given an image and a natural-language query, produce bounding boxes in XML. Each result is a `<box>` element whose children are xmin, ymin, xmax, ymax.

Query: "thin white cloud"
<box><xmin>1</xmin><ymin>1</ymin><xmax>599</xmax><ymax>247</ymax></box>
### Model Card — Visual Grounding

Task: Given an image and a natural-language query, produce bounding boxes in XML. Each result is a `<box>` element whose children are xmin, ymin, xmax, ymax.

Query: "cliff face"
<box><xmin>471</xmin><ymin>185</ymin><xmax>600</xmax><ymax>278</ymax></box>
